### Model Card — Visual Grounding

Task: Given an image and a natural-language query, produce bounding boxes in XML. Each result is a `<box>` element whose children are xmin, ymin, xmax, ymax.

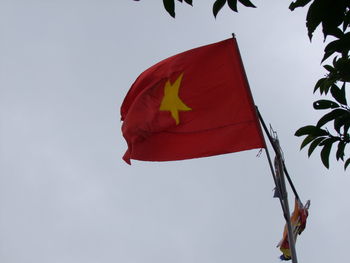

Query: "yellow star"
<box><xmin>159</xmin><ymin>73</ymin><xmax>192</xmax><ymax>125</ymax></box>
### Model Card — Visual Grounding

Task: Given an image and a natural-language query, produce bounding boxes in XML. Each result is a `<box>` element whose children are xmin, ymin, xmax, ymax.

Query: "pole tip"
<box><xmin>232</xmin><ymin>33</ymin><xmax>236</xmax><ymax>38</ymax></box>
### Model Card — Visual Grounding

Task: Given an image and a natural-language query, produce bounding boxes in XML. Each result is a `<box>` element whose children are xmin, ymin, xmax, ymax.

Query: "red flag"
<box><xmin>121</xmin><ymin>38</ymin><xmax>265</xmax><ymax>164</ymax></box>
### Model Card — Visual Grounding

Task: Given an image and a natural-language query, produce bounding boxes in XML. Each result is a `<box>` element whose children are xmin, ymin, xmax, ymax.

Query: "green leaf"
<box><xmin>324</xmin><ymin>65</ymin><xmax>334</xmax><ymax>72</ymax></box>
<box><xmin>344</xmin><ymin>158</ymin><xmax>350</xmax><ymax>170</ymax></box>
<box><xmin>313</xmin><ymin>99</ymin><xmax>339</xmax><ymax>110</ymax></box>
<box><xmin>322</xmin><ymin>32</ymin><xmax>350</xmax><ymax>62</ymax></box>
<box><xmin>330</xmin><ymin>84</ymin><xmax>347</xmax><ymax>105</ymax></box>
<box><xmin>213</xmin><ymin>0</ymin><xmax>226</xmax><ymax>18</ymax></box>
<box><xmin>322</xmin><ymin>40</ymin><xmax>340</xmax><ymax>62</ymax></box>
<box><xmin>178</xmin><ymin>0</ymin><xmax>193</xmax><ymax>5</ymax></box>
<box><xmin>295</xmin><ymin>125</ymin><xmax>316</xmax><ymax>136</ymax></box>
<box><xmin>295</xmin><ymin>125</ymin><xmax>328</xmax><ymax>137</ymax></box>
<box><xmin>321</xmin><ymin>0</ymin><xmax>347</xmax><ymax>39</ymax></box>
<box><xmin>306</xmin><ymin>0</ymin><xmax>323</xmax><ymax>40</ymax></box>
<box><xmin>320</xmin><ymin>139</ymin><xmax>334</xmax><ymax>169</ymax></box>
<box><xmin>238</xmin><ymin>0</ymin><xmax>256</xmax><ymax>8</ymax></box>
<box><xmin>319</xmin><ymin>137</ymin><xmax>338</xmax><ymax>146</ymax></box>
<box><xmin>314</xmin><ymin>77</ymin><xmax>326</xmax><ymax>93</ymax></box>
<box><xmin>320</xmin><ymin>79</ymin><xmax>334</xmax><ymax>94</ymax></box>
<box><xmin>343</xmin><ymin>9</ymin><xmax>350</xmax><ymax>31</ymax></box>
<box><xmin>334</xmin><ymin>115</ymin><xmax>348</xmax><ymax>134</ymax></box>
<box><xmin>289</xmin><ymin>0</ymin><xmax>312</xmax><ymax>11</ymax></box>
<box><xmin>308</xmin><ymin>137</ymin><xmax>326</xmax><ymax>157</ymax></box>
<box><xmin>334</xmin><ymin>109</ymin><xmax>350</xmax><ymax>134</ymax></box>
<box><xmin>343</xmin><ymin>118</ymin><xmax>350</xmax><ymax>135</ymax></box>
<box><xmin>332</xmin><ymin>56</ymin><xmax>338</xmax><ymax>67</ymax></box>
<box><xmin>324</xmin><ymin>28</ymin><xmax>344</xmax><ymax>39</ymax></box>
<box><xmin>227</xmin><ymin>0</ymin><xmax>238</xmax><ymax>12</ymax></box>
<box><xmin>336</xmin><ymin>141</ymin><xmax>346</xmax><ymax>161</ymax></box>
<box><xmin>337</xmin><ymin>58</ymin><xmax>350</xmax><ymax>82</ymax></box>
<box><xmin>163</xmin><ymin>0</ymin><xmax>175</xmax><ymax>17</ymax></box>
<box><xmin>317</xmin><ymin>109</ymin><xmax>348</xmax><ymax>127</ymax></box>
<box><xmin>301</xmin><ymin>135</ymin><xmax>315</xmax><ymax>150</ymax></box>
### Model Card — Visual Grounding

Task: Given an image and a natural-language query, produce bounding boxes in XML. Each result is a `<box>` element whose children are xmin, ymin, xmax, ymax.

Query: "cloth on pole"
<box><xmin>277</xmin><ymin>198</ymin><xmax>310</xmax><ymax>261</ymax></box>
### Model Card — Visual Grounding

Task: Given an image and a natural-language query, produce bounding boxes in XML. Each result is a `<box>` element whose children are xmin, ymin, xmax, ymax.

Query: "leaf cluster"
<box><xmin>295</xmin><ymin>86</ymin><xmax>350</xmax><ymax>169</ymax></box>
<box><xmin>162</xmin><ymin>0</ymin><xmax>193</xmax><ymax>18</ymax></box>
<box><xmin>289</xmin><ymin>0</ymin><xmax>349</xmax><ymax>40</ymax></box>
<box><xmin>212</xmin><ymin>0</ymin><xmax>256</xmax><ymax>18</ymax></box>
<box><xmin>292</xmin><ymin>0</ymin><xmax>350</xmax><ymax>170</ymax></box>
<box><xmin>133</xmin><ymin>0</ymin><xmax>256</xmax><ymax>18</ymax></box>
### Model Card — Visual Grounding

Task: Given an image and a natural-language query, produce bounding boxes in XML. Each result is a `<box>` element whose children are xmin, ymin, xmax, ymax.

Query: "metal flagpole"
<box><xmin>231</xmin><ymin>33</ymin><xmax>298</xmax><ymax>262</ymax></box>
<box><xmin>273</xmin><ymin>137</ymin><xmax>298</xmax><ymax>263</ymax></box>
<box><xmin>257</xmin><ymin>108</ymin><xmax>298</xmax><ymax>263</ymax></box>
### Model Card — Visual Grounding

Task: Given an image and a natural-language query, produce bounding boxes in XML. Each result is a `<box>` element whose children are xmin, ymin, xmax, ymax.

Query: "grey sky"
<box><xmin>1</xmin><ymin>1</ymin><xmax>350</xmax><ymax>262</ymax></box>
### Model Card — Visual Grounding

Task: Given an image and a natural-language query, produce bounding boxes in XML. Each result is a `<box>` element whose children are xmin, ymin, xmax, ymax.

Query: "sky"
<box><xmin>1</xmin><ymin>1</ymin><xmax>350</xmax><ymax>262</ymax></box>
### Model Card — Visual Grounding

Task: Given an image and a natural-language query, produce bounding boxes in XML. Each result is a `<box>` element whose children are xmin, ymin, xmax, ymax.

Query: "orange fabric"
<box><xmin>278</xmin><ymin>199</ymin><xmax>309</xmax><ymax>260</ymax></box>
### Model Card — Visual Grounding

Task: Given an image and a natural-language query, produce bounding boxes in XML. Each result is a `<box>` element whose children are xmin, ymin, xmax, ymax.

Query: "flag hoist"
<box><xmin>120</xmin><ymin>34</ymin><xmax>309</xmax><ymax>262</ymax></box>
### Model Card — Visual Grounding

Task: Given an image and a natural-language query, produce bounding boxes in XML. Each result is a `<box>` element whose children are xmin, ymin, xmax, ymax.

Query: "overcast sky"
<box><xmin>1</xmin><ymin>1</ymin><xmax>350</xmax><ymax>263</ymax></box>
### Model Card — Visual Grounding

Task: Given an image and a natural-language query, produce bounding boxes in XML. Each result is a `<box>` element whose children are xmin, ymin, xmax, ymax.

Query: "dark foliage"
<box><xmin>292</xmin><ymin>0</ymin><xmax>350</xmax><ymax>170</ymax></box>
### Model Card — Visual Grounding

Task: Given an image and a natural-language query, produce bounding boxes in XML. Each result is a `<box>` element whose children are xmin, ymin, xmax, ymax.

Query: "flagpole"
<box><xmin>256</xmin><ymin>108</ymin><xmax>298</xmax><ymax>263</ymax></box>
<box><xmin>230</xmin><ymin>33</ymin><xmax>282</xmax><ymax>206</ymax></box>
<box><xmin>254</xmin><ymin>107</ymin><xmax>300</xmax><ymax>201</ymax></box>
<box><xmin>231</xmin><ymin>33</ymin><xmax>298</xmax><ymax>263</ymax></box>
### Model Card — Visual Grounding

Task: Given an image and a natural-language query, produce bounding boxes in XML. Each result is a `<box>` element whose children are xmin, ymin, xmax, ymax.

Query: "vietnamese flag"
<box><xmin>121</xmin><ymin>38</ymin><xmax>265</xmax><ymax>164</ymax></box>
